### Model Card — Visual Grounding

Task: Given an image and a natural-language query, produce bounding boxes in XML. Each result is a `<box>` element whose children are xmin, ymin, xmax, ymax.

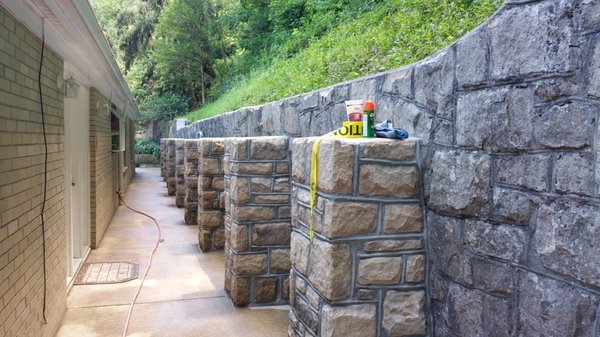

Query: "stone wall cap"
<box><xmin>295</xmin><ymin>137</ymin><xmax>418</xmax><ymax>145</ymax></box>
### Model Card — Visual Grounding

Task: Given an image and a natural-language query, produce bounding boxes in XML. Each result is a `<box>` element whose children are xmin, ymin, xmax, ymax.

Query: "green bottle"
<box><xmin>362</xmin><ymin>101</ymin><xmax>375</xmax><ymax>137</ymax></box>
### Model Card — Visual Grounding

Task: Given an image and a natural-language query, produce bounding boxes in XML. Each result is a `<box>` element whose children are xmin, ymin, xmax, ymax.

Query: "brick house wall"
<box><xmin>0</xmin><ymin>6</ymin><xmax>68</xmax><ymax>337</ymax></box>
<box><xmin>89</xmin><ymin>88</ymin><xmax>118</xmax><ymax>248</ymax></box>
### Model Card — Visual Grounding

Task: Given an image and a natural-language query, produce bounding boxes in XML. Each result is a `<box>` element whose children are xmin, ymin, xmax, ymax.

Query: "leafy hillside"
<box><xmin>92</xmin><ymin>0</ymin><xmax>503</xmax><ymax>125</ymax></box>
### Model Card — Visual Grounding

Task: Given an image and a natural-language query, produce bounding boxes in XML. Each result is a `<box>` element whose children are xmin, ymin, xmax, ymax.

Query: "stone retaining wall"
<box><xmin>290</xmin><ymin>137</ymin><xmax>426</xmax><ymax>337</ymax></box>
<box><xmin>184</xmin><ymin>140</ymin><xmax>199</xmax><ymax>226</ymax></box>
<box><xmin>165</xmin><ymin>1</ymin><xmax>600</xmax><ymax>335</ymax></box>
<box><xmin>223</xmin><ymin>136</ymin><xmax>292</xmax><ymax>306</ymax></box>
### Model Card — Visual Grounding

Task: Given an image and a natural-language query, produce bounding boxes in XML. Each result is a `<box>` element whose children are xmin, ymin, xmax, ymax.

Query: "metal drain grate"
<box><xmin>73</xmin><ymin>262</ymin><xmax>139</xmax><ymax>285</ymax></box>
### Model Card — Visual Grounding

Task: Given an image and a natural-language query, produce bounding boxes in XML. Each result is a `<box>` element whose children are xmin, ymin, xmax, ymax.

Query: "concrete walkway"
<box><xmin>55</xmin><ymin>167</ymin><xmax>289</xmax><ymax>337</ymax></box>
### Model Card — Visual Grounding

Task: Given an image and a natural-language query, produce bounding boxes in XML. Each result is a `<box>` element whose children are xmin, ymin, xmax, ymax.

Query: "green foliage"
<box><xmin>91</xmin><ymin>0</ymin><xmax>163</xmax><ymax>73</ymax></box>
<box><xmin>92</xmin><ymin>0</ymin><xmax>502</xmax><ymax>125</ymax></box>
<box><xmin>138</xmin><ymin>93</ymin><xmax>189</xmax><ymax>125</ymax></box>
<box><xmin>187</xmin><ymin>0</ymin><xmax>502</xmax><ymax>122</ymax></box>
<box><xmin>135</xmin><ymin>139</ymin><xmax>161</xmax><ymax>157</ymax></box>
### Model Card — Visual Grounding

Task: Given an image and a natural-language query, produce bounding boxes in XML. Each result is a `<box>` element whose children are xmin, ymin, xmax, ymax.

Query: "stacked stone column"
<box><xmin>290</xmin><ymin>137</ymin><xmax>427</xmax><ymax>337</ymax></box>
<box><xmin>197</xmin><ymin>138</ymin><xmax>226</xmax><ymax>252</ymax></box>
<box><xmin>166</xmin><ymin>139</ymin><xmax>177</xmax><ymax>196</ymax></box>
<box><xmin>184</xmin><ymin>140</ymin><xmax>199</xmax><ymax>226</ymax></box>
<box><xmin>224</xmin><ymin>136</ymin><xmax>292</xmax><ymax>307</ymax></box>
<box><xmin>175</xmin><ymin>140</ymin><xmax>186</xmax><ymax>207</ymax></box>
<box><xmin>160</xmin><ymin>138</ymin><xmax>167</xmax><ymax>181</ymax></box>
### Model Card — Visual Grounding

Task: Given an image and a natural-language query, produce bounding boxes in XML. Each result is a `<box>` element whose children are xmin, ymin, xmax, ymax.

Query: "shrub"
<box><xmin>135</xmin><ymin>139</ymin><xmax>160</xmax><ymax>158</ymax></box>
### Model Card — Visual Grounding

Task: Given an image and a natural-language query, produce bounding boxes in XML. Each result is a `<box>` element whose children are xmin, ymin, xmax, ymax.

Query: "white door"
<box><xmin>64</xmin><ymin>85</ymin><xmax>91</xmax><ymax>280</ymax></box>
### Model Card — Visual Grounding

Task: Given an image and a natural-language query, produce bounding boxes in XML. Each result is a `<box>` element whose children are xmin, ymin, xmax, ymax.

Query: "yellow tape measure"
<box><xmin>308</xmin><ymin>122</ymin><xmax>362</xmax><ymax>243</ymax></box>
<box><xmin>309</xmin><ymin>139</ymin><xmax>321</xmax><ymax>244</ymax></box>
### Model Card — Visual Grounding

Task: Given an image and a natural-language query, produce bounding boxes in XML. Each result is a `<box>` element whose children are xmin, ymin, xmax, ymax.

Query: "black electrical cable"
<box><xmin>37</xmin><ymin>18</ymin><xmax>48</xmax><ymax>325</ymax></box>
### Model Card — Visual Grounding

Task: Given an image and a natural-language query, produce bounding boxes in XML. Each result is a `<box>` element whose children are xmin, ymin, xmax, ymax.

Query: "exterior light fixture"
<box><xmin>64</xmin><ymin>73</ymin><xmax>79</xmax><ymax>98</ymax></box>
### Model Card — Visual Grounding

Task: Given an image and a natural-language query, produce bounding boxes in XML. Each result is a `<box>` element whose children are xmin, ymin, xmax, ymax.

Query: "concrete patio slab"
<box><xmin>55</xmin><ymin>167</ymin><xmax>289</xmax><ymax>337</ymax></box>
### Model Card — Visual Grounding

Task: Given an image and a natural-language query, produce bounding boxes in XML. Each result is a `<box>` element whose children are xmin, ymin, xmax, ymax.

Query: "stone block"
<box><xmin>360</xmin><ymin>138</ymin><xmax>415</xmax><ymax>161</ymax></box>
<box><xmin>534</xmin><ymin>102</ymin><xmax>594</xmax><ymax>149</ymax></box>
<box><xmin>214</xmin><ymin>229</ymin><xmax>225</xmax><ymax>249</ymax></box>
<box><xmin>319</xmin><ymin>84</ymin><xmax>349</xmax><ymax>107</ymax></box>
<box><xmin>321</xmin><ymin>304</ymin><xmax>377</xmax><ymax>337</ymax></box>
<box><xmin>198</xmin><ymin>210</ymin><xmax>223</xmax><ymax>229</ymax></box>
<box><xmin>230</xmin><ymin>277</ymin><xmax>250</xmax><ymax>306</ymax></box>
<box><xmin>254</xmin><ymin>194</ymin><xmax>289</xmax><ymax>204</ymax></box>
<box><xmin>251</xmin><ymin>177</ymin><xmax>271</xmax><ymax>192</ymax></box>
<box><xmin>278</xmin><ymin>206</ymin><xmax>291</xmax><ymax>219</ymax></box>
<box><xmin>212</xmin><ymin>177</ymin><xmax>224</xmax><ymax>190</ymax></box>
<box><xmin>317</xmin><ymin>139</ymin><xmax>354</xmax><ymax>194</ymax></box>
<box><xmin>350</xmin><ymin>77</ymin><xmax>378</xmax><ymax>99</ymax></box>
<box><xmin>290</xmin><ymin>232</ymin><xmax>310</xmax><ymax>275</ymax></box>
<box><xmin>456</xmin><ymin>87</ymin><xmax>534</xmax><ymax>151</ymax></box>
<box><xmin>394</xmin><ymin>101</ymin><xmax>434</xmax><ymax>141</ymax></box>
<box><xmin>518</xmin><ymin>272</ymin><xmax>598</xmax><ymax>337</ymax></box>
<box><xmin>534</xmin><ymin>201</ymin><xmax>600</xmax><ymax>287</ymax></box>
<box><xmin>306</xmin><ymin>286</ymin><xmax>320</xmax><ymax>309</ymax></box>
<box><xmin>229</xmin><ymin>222</ymin><xmax>248</xmax><ymax>252</ymax></box>
<box><xmin>255</xmin><ymin>278</ymin><xmax>278</xmax><ymax>303</ymax></box>
<box><xmin>308</xmin><ymin>238</ymin><xmax>351</xmax><ymax>301</ymax></box>
<box><xmin>362</xmin><ymin>239</ymin><xmax>422</xmax><ymax>252</ymax></box>
<box><xmin>283</xmin><ymin>277</ymin><xmax>289</xmax><ymax>301</ymax></box>
<box><xmin>282</xmin><ymin>103</ymin><xmax>302</xmax><ymax>136</ymax></box>
<box><xmin>273</xmin><ymin>177</ymin><xmax>290</xmax><ymax>192</ymax></box>
<box><xmin>429</xmin><ymin>149</ymin><xmax>490</xmax><ymax>217</ymax></box>
<box><xmin>322</xmin><ymin>200</ymin><xmax>377</xmax><ymax>238</ymax></box>
<box><xmin>295</xmin><ymin>296</ymin><xmax>318</xmax><ymax>334</ymax></box>
<box><xmin>271</xmin><ymin>249</ymin><xmax>291</xmax><ymax>274</ymax></box>
<box><xmin>232</xmin><ymin>253</ymin><xmax>268</xmax><ymax>275</ymax></box>
<box><xmin>230</xmin><ymin>163</ymin><xmax>273</xmax><ymax>175</ymax></box>
<box><xmin>383</xmin><ymin>290</ymin><xmax>426</xmax><ymax>336</ymax></box>
<box><xmin>456</xmin><ymin>29</ymin><xmax>487</xmax><ymax>87</ymax></box>
<box><xmin>469</xmin><ymin>255</ymin><xmax>515</xmax><ymax>295</ymax></box>
<box><xmin>440</xmin><ymin>282</ymin><xmax>511</xmax><ymax>337</ymax></box>
<box><xmin>228</xmin><ymin>138</ymin><xmax>248</xmax><ymax>160</ymax></box>
<box><xmin>184</xmin><ymin>209</ymin><xmax>197</xmax><ymax>226</ymax></box>
<box><xmin>252</xmin><ymin>223</ymin><xmax>291</xmax><ymax>246</ymax></box>
<box><xmin>230</xmin><ymin>176</ymin><xmax>249</xmax><ymax>204</ymax></box>
<box><xmin>381</xmin><ymin>67</ymin><xmax>412</xmax><ymax>97</ymax></box>
<box><xmin>492</xmin><ymin>187</ymin><xmax>539</xmax><ymax>225</ymax></box>
<box><xmin>553</xmin><ymin>152</ymin><xmax>595</xmax><ymax>196</ymax></box>
<box><xmin>250</xmin><ymin>137</ymin><xmax>287</xmax><ymax>160</ymax></box>
<box><xmin>414</xmin><ymin>49</ymin><xmax>454</xmax><ymax>116</ymax></box>
<box><xmin>428</xmin><ymin>212</ymin><xmax>466</xmax><ymax>280</ymax></box>
<box><xmin>405</xmin><ymin>255</ymin><xmax>425</xmax><ymax>283</ymax></box>
<box><xmin>588</xmin><ymin>38</ymin><xmax>600</xmax><ymax>98</ymax></box>
<box><xmin>358</xmin><ymin>257</ymin><xmax>402</xmax><ymax>285</ymax></box>
<box><xmin>383</xmin><ymin>204</ymin><xmax>422</xmax><ymax>233</ymax></box>
<box><xmin>276</xmin><ymin>163</ymin><xmax>289</xmax><ymax>174</ymax></box>
<box><xmin>231</xmin><ymin>206</ymin><xmax>275</xmax><ymax>221</ymax></box>
<box><xmin>494</xmin><ymin>154</ymin><xmax>549</xmax><ymax>192</ymax></box>
<box><xmin>200</xmin><ymin>158</ymin><xmax>219</xmax><ymax>175</ymax></box>
<box><xmin>199</xmin><ymin>176</ymin><xmax>210</xmax><ymax>189</ymax></box>
<box><xmin>359</xmin><ymin>164</ymin><xmax>419</xmax><ymax>197</ymax></box>
<box><xmin>464</xmin><ymin>220</ymin><xmax>528</xmax><ymax>263</ymax></box>
<box><xmin>489</xmin><ymin>1</ymin><xmax>574</xmax><ymax>79</ymax></box>
<box><xmin>433</xmin><ymin>117</ymin><xmax>454</xmax><ymax>146</ymax></box>
<box><xmin>292</xmin><ymin>138</ymin><xmax>310</xmax><ymax>185</ymax></box>
<box><xmin>532</xmin><ymin>77</ymin><xmax>578</xmax><ymax>103</ymax></box>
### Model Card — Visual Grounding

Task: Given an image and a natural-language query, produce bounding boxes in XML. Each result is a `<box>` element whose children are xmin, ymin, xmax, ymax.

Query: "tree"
<box><xmin>151</xmin><ymin>0</ymin><xmax>223</xmax><ymax>108</ymax></box>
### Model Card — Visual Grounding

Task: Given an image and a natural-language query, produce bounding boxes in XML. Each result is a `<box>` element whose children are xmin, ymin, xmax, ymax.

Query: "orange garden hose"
<box><xmin>117</xmin><ymin>192</ymin><xmax>163</xmax><ymax>337</ymax></box>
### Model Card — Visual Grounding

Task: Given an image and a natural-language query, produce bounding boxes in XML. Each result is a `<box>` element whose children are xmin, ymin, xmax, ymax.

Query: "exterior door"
<box><xmin>64</xmin><ymin>85</ymin><xmax>91</xmax><ymax>281</ymax></box>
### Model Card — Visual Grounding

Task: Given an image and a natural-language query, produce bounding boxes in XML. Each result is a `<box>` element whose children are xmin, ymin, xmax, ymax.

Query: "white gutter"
<box><xmin>0</xmin><ymin>0</ymin><xmax>140</xmax><ymax>120</ymax></box>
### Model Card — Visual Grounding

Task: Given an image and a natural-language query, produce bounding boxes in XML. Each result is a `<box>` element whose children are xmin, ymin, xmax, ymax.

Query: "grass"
<box><xmin>185</xmin><ymin>0</ymin><xmax>503</xmax><ymax>122</ymax></box>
